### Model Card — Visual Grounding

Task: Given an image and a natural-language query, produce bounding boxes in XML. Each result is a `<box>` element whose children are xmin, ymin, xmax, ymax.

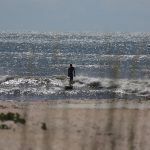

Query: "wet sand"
<box><xmin>0</xmin><ymin>99</ymin><xmax>150</xmax><ymax>150</ymax></box>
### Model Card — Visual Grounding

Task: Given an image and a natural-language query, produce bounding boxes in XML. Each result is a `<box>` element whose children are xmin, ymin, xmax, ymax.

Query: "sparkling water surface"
<box><xmin>0</xmin><ymin>32</ymin><xmax>150</xmax><ymax>100</ymax></box>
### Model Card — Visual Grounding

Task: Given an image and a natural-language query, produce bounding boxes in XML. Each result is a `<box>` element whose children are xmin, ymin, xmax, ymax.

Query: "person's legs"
<box><xmin>69</xmin><ymin>75</ymin><xmax>73</xmax><ymax>85</ymax></box>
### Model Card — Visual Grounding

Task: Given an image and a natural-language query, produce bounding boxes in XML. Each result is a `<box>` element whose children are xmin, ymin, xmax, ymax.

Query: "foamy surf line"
<box><xmin>1</xmin><ymin>75</ymin><xmax>150</xmax><ymax>100</ymax></box>
<box><xmin>1</xmin><ymin>99</ymin><xmax>150</xmax><ymax>110</ymax></box>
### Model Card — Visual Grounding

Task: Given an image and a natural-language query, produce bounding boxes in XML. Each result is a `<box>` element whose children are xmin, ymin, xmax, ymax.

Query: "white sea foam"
<box><xmin>0</xmin><ymin>75</ymin><xmax>150</xmax><ymax>100</ymax></box>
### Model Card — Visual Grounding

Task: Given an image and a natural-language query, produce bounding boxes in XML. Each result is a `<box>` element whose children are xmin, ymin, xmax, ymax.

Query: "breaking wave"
<box><xmin>0</xmin><ymin>75</ymin><xmax>150</xmax><ymax>100</ymax></box>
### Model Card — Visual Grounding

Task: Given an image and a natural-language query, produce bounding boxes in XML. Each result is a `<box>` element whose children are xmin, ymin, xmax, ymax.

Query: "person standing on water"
<box><xmin>68</xmin><ymin>64</ymin><xmax>75</xmax><ymax>84</ymax></box>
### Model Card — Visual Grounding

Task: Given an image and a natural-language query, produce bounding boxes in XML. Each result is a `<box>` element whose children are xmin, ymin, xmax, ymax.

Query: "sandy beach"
<box><xmin>0</xmin><ymin>99</ymin><xmax>150</xmax><ymax>150</ymax></box>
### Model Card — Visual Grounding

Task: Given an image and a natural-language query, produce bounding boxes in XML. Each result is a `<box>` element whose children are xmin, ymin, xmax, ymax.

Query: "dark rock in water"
<box><xmin>87</xmin><ymin>82</ymin><xmax>103</xmax><ymax>89</ymax></box>
<box><xmin>65</xmin><ymin>86</ymin><xmax>73</xmax><ymax>90</ymax></box>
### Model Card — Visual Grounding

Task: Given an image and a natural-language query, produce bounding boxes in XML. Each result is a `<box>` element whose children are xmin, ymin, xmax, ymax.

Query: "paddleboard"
<box><xmin>65</xmin><ymin>85</ymin><xmax>73</xmax><ymax>90</ymax></box>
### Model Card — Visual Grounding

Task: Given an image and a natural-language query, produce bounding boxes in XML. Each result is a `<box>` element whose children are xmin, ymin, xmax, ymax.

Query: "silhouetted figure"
<box><xmin>68</xmin><ymin>64</ymin><xmax>75</xmax><ymax>84</ymax></box>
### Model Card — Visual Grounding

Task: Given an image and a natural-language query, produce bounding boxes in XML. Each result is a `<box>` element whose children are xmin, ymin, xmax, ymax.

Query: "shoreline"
<box><xmin>1</xmin><ymin>99</ymin><xmax>150</xmax><ymax>109</ymax></box>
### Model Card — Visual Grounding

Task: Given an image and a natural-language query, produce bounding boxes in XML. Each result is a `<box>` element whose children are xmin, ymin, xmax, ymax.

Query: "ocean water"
<box><xmin>0</xmin><ymin>32</ymin><xmax>150</xmax><ymax>100</ymax></box>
